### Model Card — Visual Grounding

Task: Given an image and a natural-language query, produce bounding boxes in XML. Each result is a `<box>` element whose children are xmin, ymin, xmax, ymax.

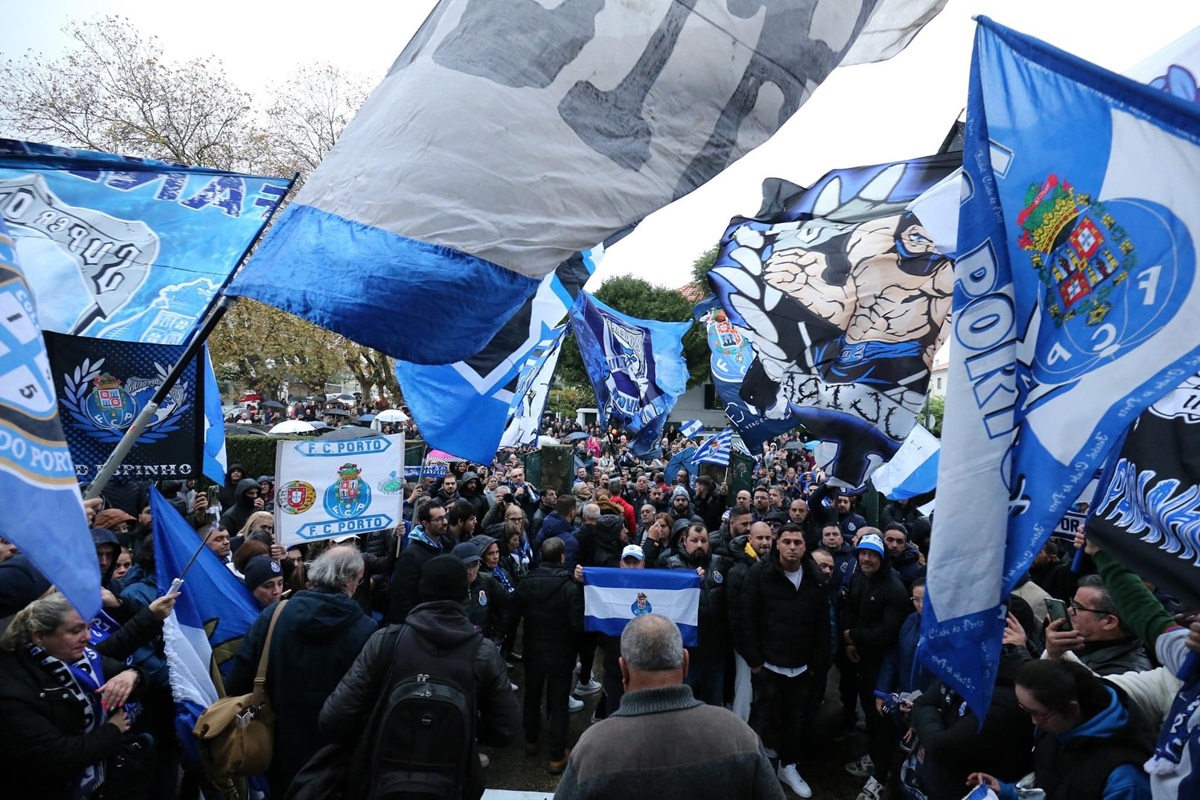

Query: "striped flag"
<box><xmin>693</xmin><ymin>428</ymin><xmax>733</xmax><ymax>467</ymax></box>
<box><xmin>678</xmin><ymin>419</ymin><xmax>704</xmax><ymax>439</ymax></box>
<box><xmin>582</xmin><ymin>568</ymin><xmax>701</xmax><ymax>646</ymax></box>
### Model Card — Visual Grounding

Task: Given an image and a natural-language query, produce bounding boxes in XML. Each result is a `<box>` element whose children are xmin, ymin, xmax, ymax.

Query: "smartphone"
<box><xmin>206</xmin><ymin>485</ymin><xmax>220</xmax><ymax>505</ymax></box>
<box><xmin>1045</xmin><ymin>597</ymin><xmax>1072</xmax><ymax>631</ymax></box>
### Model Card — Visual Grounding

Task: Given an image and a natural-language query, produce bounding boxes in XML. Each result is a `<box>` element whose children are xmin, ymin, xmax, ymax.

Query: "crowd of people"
<box><xmin>0</xmin><ymin>421</ymin><xmax>1196</xmax><ymax>800</ymax></box>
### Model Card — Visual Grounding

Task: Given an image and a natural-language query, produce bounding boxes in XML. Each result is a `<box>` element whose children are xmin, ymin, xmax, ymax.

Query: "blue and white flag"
<box><xmin>869</xmin><ymin>424</ymin><xmax>939</xmax><ymax>500</ymax></box>
<box><xmin>150</xmin><ymin>487</ymin><xmax>259</xmax><ymax>764</ymax></box>
<box><xmin>202</xmin><ymin>345</ymin><xmax>226</xmax><ymax>486</ymax></box>
<box><xmin>0</xmin><ymin>218</ymin><xmax>98</xmax><ymax>619</ymax></box>
<box><xmin>0</xmin><ymin>140</ymin><xmax>288</xmax><ymax>344</ymax></box>
<box><xmin>708</xmin><ymin>153</ymin><xmax>960</xmax><ymax>489</ymax></box>
<box><xmin>45</xmin><ymin>332</ymin><xmax>205</xmax><ymax>483</ymax></box>
<box><xmin>570</xmin><ymin>292</ymin><xmax>690</xmax><ymax>458</ymax></box>
<box><xmin>224</xmin><ymin>0</ymin><xmax>946</xmax><ymax>365</ymax></box>
<box><xmin>923</xmin><ymin>18</ymin><xmax>1200</xmax><ymax>718</ymax></box>
<box><xmin>677</xmin><ymin>419</ymin><xmax>704</xmax><ymax>440</ymax></box>
<box><xmin>582</xmin><ymin>567</ymin><xmax>701</xmax><ymax>646</ymax></box>
<box><xmin>396</xmin><ymin>250</ymin><xmax>595</xmax><ymax>463</ymax></box>
<box><xmin>693</xmin><ymin>428</ymin><xmax>733</xmax><ymax>467</ymax></box>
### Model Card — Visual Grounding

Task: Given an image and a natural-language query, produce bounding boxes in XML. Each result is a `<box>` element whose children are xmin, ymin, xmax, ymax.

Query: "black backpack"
<box><xmin>363</xmin><ymin>625</ymin><xmax>481</xmax><ymax>800</ymax></box>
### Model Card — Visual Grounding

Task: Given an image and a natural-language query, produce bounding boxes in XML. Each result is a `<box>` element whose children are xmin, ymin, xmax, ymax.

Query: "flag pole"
<box><xmin>82</xmin><ymin>173</ymin><xmax>297</xmax><ymax>501</ymax></box>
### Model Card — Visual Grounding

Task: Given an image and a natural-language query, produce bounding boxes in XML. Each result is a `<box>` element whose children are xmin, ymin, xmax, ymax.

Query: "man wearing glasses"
<box><xmin>386</xmin><ymin>500</ymin><xmax>450</xmax><ymax>623</ymax></box>
<box><xmin>1045</xmin><ymin>574</ymin><xmax>1153</xmax><ymax>676</ymax></box>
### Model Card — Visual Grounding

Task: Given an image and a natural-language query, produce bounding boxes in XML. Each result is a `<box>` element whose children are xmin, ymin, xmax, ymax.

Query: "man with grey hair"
<box><xmin>227</xmin><ymin>545</ymin><xmax>377</xmax><ymax>798</ymax></box>
<box><xmin>553</xmin><ymin>614</ymin><xmax>783</xmax><ymax>800</ymax></box>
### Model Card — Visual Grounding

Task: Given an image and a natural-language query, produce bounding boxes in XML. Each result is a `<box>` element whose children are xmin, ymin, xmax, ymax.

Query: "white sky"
<box><xmin>5</xmin><ymin>0</ymin><xmax>1198</xmax><ymax>291</ymax></box>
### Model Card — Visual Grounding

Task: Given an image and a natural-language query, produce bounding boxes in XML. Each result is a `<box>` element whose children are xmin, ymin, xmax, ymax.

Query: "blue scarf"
<box><xmin>28</xmin><ymin>642</ymin><xmax>107</xmax><ymax>798</ymax></box>
<box><xmin>492</xmin><ymin>566</ymin><xmax>514</xmax><ymax>594</ymax></box>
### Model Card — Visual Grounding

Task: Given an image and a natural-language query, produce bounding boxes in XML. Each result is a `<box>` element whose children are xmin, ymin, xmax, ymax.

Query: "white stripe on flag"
<box><xmin>584</xmin><ymin>583</ymin><xmax>699</xmax><ymax>629</ymax></box>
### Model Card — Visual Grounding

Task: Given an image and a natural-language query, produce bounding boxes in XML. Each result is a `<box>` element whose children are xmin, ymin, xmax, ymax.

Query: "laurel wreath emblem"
<box><xmin>62</xmin><ymin>357</ymin><xmax>191</xmax><ymax>444</ymax></box>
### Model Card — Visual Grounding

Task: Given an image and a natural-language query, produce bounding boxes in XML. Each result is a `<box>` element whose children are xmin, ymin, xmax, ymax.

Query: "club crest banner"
<box><xmin>275</xmin><ymin>433</ymin><xmax>405</xmax><ymax>546</ymax></box>
<box><xmin>45</xmin><ymin>332</ymin><xmax>204</xmax><ymax>481</ymax></box>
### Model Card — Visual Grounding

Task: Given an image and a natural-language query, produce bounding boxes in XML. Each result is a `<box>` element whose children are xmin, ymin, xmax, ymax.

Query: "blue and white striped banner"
<box><xmin>693</xmin><ymin>428</ymin><xmax>733</xmax><ymax>467</ymax></box>
<box><xmin>678</xmin><ymin>419</ymin><xmax>704</xmax><ymax>439</ymax></box>
<box><xmin>582</xmin><ymin>567</ymin><xmax>700</xmax><ymax>645</ymax></box>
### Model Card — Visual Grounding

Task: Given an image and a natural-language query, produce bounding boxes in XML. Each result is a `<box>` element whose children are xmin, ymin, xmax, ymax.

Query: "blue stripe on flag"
<box><xmin>227</xmin><ymin>203</ymin><xmax>541</xmax><ymax>365</ymax></box>
<box><xmin>584</xmin><ymin>567</ymin><xmax>701</xmax><ymax>592</ymax></box>
<box><xmin>202</xmin><ymin>344</ymin><xmax>226</xmax><ymax>485</ymax></box>
<box><xmin>679</xmin><ymin>419</ymin><xmax>703</xmax><ymax>439</ymax></box>
<box><xmin>583</xmin><ymin>568</ymin><xmax>701</xmax><ymax>646</ymax></box>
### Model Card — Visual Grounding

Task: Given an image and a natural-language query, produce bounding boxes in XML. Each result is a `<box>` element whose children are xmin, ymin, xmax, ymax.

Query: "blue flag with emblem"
<box><xmin>151</xmin><ymin>487</ymin><xmax>259</xmax><ymax>767</ymax></box>
<box><xmin>570</xmin><ymin>292</ymin><xmax>690</xmax><ymax>458</ymax></box>
<box><xmin>677</xmin><ymin>419</ymin><xmax>704</xmax><ymax>440</ymax></box>
<box><xmin>0</xmin><ymin>140</ymin><xmax>288</xmax><ymax>344</ymax></box>
<box><xmin>395</xmin><ymin>249</ymin><xmax>595</xmax><ymax>463</ymax></box>
<box><xmin>693</xmin><ymin>428</ymin><xmax>733</xmax><ymax>467</ymax></box>
<box><xmin>0</xmin><ymin>218</ymin><xmax>99</xmax><ymax>620</ymax></box>
<box><xmin>923</xmin><ymin>17</ymin><xmax>1200</xmax><ymax>719</ymax></box>
<box><xmin>223</xmin><ymin>0</ymin><xmax>946</xmax><ymax>365</ymax></box>
<box><xmin>582</xmin><ymin>567</ymin><xmax>701</xmax><ymax>645</ymax></box>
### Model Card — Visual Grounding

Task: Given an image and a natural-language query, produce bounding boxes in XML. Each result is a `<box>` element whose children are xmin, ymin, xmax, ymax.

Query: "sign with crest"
<box><xmin>44</xmin><ymin>331</ymin><xmax>203</xmax><ymax>481</ymax></box>
<box><xmin>275</xmin><ymin>433</ymin><xmax>405</xmax><ymax>547</ymax></box>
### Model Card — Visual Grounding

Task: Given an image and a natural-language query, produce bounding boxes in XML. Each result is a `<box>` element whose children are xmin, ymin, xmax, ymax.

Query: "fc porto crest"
<box><xmin>61</xmin><ymin>356</ymin><xmax>189</xmax><ymax>444</ymax></box>
<box><xmin>280</xmin><ymin>480</ymin><xmax>317</xmax><ymax>515</ymax></box>
<box><xmin>631</xmin><ymin>591</ymin><xmax>652</xmax><ymax>616</ymax></box>
<box><xmin>324</xmin><ymin>462</ymin><xmax>370</xmax><ymax>520</ymax></box>
<box><xmin>85</xmin><ymin>373</ymin><xmax>136</xmax><ymax>431</ymax></box>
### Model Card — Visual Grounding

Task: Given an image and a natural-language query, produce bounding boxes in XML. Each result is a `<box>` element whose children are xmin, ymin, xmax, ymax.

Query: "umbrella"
<box><xmin>536</xmin><ymin>435</ymin><xmax>560</xmax><ymax>447</ymax></box>
<box><xmin>225</xmin><ymin>423</ymin><xmax>268</xmax><ymax>436</ymax></box>
<box><xmin>666</xmin><ymin>446</ymin><xmax>697</xmax><ymax>479</ymax></box>
<box><xmin>261</xmin><ymin>400</ymin><xmax>286</xmax><ymax>410</ymax></box>
<box><xmin>324</xmin><ymin>408</ymin><xmax>351</xmax><ymax>417</ymax></box>
<box><xmin>566</xmin><ymin>431</ymin><xmax>589</xmax><ymax>441</ymax></box>
<box><xmin>268</xmin><ymin>420</ymin><xmax>315</xmax><ymax>435</ymax></box>
<box><xmin>783</xmin><ymin>440</ymin><xmax>803</xmax><ymax>451</ymax></box>
<box><xmin>374</xmin><ymin>409</ymin><xmax>409</xmax><ymax>423</ymax></box>
<box><xmin>358</xmin><ymin>413</ymin><xmax>376</xmax><ymax>423</ymax></box>
<box><xmin>426</xmin><ymin>449</ymin><xmax>465</xmax><ymax>463</ymax></box>
<box><xmin>320</xmin><ymin>426</ymin><xmax>384</xmax><ymax>441</ymax></box>
<box><xmin>309</xmin><ymin>420</ymin><xmax>330</xmax><ymax>430</ymax></box>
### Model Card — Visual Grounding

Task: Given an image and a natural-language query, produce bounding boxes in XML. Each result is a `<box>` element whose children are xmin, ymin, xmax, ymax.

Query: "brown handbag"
<box><xmin>192</xmin><ymin>599</ymin><xmax>288</xmax><ymax>778</ymax></box>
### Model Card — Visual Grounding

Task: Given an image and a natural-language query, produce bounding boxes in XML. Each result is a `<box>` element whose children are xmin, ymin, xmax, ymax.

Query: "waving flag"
<box><xmin>396</xmin><ymin>249</ymin><xmax>595</xmax><ymax>463</ymax></box>
<box><xmin>201</xmin><ymin>344</ymin><xmax>227</xmax><ymax>485</ymax></box>
<box><xmin>570</xmin><ymin>292</ymin><xmax>689</xmax><ymax>457</ymax></box>
<box><xmin>708</xmin><ymin>154</ymin><xmax>960</xmax><ymax>488</ymax></box>
<box><xmin>869</xmin><ymin>424</ymin><xmax>939</xmax><ymax>500</ymax></box>
<box><xmin>582</xmin><ymin>567</ymin><xmax>701</xmax><ymax>646</ymax></box>
<box><xmin>0</xmin><ymin>218</ymin><xmax>98</xmax><ymax>619</ymax></box>
<box><xmin>225</xmin><ymin>0</ymin><xmax>946</xmax><ymax>365</ymax></box>
<box><xmin>922</xmin><ymin>18</ymin><xmax>1200</xmax><ymax>718</ymax></box>
<box><xmin>678</xmin><ymin>419</ymin><xmax>704</xmax><ymax>440</ymax></box>
<box><xmin>0</xmin><ymin>140</ymin><xmax>288</xmax><ymax>344</ymax></box>
<box><xmin>693</xmin><ymin>428</ymin><xmax>734</xmax><ymax>467</ymax></box>
<box><xmin>151</xmin><ymin>487</ymin><xmax>259</xmax><ymax>765</ymax></box>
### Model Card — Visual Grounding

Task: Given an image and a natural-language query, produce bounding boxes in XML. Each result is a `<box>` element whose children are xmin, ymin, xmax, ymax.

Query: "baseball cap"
<box><xmin>621</xmin><ymin>544</ymin><xmax>645</xmax><ymax>562</ymax></box>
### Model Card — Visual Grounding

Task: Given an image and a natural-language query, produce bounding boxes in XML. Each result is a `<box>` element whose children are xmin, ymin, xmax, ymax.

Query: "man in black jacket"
<box><xmin>514</xmin><ymin>536</ymin><xmax>584</xmax><ymax>774</ymax></box>
<box><xmin>725</xmin><ymin>521</ymin><xmax>775</xmax><ymax>723</ymax></box>
<box><xmin>386</xmin><ymin>499</ymin><xmax>448</xmax><ymax>623</ymax></box>
<box><xmin>735</xmin><ymin>525</ymin><xmax>830</xmax><ymax>799</ymax></box>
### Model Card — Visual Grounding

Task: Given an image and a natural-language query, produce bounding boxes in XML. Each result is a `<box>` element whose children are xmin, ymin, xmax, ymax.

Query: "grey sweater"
<box><xmin>553</xmin><ymin>684</ymin><xmax>784</xmax><ymax>800</ymax></box>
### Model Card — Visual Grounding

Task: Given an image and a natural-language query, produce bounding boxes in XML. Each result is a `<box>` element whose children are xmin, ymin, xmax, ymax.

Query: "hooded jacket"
<box><xmin>217</xmin><ymin>463</ymin><xmax>246</xmax><ymax>510</ymax></box>
<box><xmin>386</xmin><ymin>526</ymin><xmax>443</xmax><ymax>624</ymax></box>
<box><xmin>459</xmin><ymin>471</ymin><xmax>489</xmax><ymax>520</ymax></box>
<box><xmin>218</xmin><ymin>477</ymin><xmax>262</xmax><ymax>535</ymax></box>
<box><xmin>227</xmin><ymin>588</ymin><xmax>377</xmax><ymax>799</ymax></box>
<box><xmin>843</xmin><ymin>553</ymin><xmax>909</xmax><ymax>667</ymax></box>
<box><xmin>661</xmin><ymin>547</ymin><xmax>732</xmax><ymax>667</ymax></box>
<box><xmin>734</xmin><ymin>550</ymin><xmax>830</xmax><ymax>675</ymax></box>
<box><xmin>321</xmin><ymin>600</ymin><xmax>519</xmax><ymax>800</ymax></box>
<box><xmin>514</xmin><ymin>564</ymin><xmax>584</xmax><ymax>668</ymax></box>
<box><xmin>576</xmin><ymin>514</ymin><xmax>625</xmax><ymax>568</ymax></box>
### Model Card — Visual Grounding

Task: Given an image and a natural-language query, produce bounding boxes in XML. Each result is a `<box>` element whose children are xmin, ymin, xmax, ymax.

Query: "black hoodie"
<box><xmin>218</xmin><ymin>477</ymin><xmax>261</xmax><ymax>533</ymax></box>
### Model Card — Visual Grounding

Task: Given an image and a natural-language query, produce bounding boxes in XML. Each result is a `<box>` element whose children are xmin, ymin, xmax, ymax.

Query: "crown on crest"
<box><xmin>1017</xmin><ymin>174</ymin><xmax>1082</xmax><ymax>253</ymax></box>
<box><xmin>93</xmin><ymin>372</ymin><xmax>122</xmax><ymax>391</ymax></box>
<box><xmin>338</xmin><ymin>463</ymin><xmax>361</xmax><ymax>480</ymax></box>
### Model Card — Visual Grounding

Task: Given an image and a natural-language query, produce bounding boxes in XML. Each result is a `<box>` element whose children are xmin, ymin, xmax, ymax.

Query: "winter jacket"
<box><xmin>320</xmin><ymin>600</ymin><xmax>519</xmax><ymax>800</ymax></box>
<box><xmin>576</xmin><ymin>515</ymin><xmax>625</xmax><ymax>568</ymax></box>
<box><xmin>513</xmin><ymin>564</ymin><xmax>584</xmax><ymax>669</ymax></box>
<box><xmin>227</xmin><ymin>588</ymin><xmax>376</xmax><ymax>799</ymax></box>
<box><xmin>218</xmin><ymin>477</ymin><xmax>262</xmax><ymax>534</ymax></box>
<box><xmin>385</xmin><ymin>527</ymin><xmax>444</xmax><ymax>624</ymax></box>
<box><xmin>116</xmin><ymin>565</ymin><xmax>170</xmax><ymax>688</ymax></box>
<box><xmin>533</xmin><ymin>513</ymin><xmax>580</xmax><ymax>570</ymax></box>
<box><xmin>0</xmin><ymin>553</ymin><xmax>50</xmax><ymax>617</ymax></box>
<box><xmin>734</xmin><ymin>551</ymin><xmax>830</xmax><ymax>676</ymax></box>
<box><xmin>890</xmin><ymin>543</ymin><xmax>926</xmax><ymax>589</ymax></box>
<box><xmin>723</xmin><ymin>535</ymin><xmax>764</xmax><ymax>631</ymax></box>
<box><xmin>843</xmin><ymin>558</ymin><xmax>909</xmax><ymax>668</ymax></box>
<box><xmin>661</xmin><ymin>550</ymin><xmax>732</xmax><ymax>667</ymax></box>
<box><xmin>694</xmin><ymin>489</ymin><xmax>727</xmax><ymax>533</ymax></box>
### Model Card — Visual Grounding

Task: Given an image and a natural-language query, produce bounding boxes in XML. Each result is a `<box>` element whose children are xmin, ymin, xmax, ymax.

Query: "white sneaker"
<box><xmin>569</xmin><ymin>695</ymin><xmax>585</xmax><ymax>712</ymax></box>
<box><xmin>574</xmin><ymin>679</ymin><xmax>602</xmax><ymax>696</ymax></box>
<box><xmin>845</xmin><ymin>754</ymin><xmax>874</xmax><ymax>778</ymax></box>
<box><xmin>857</xmin><ymin>776</ymin><xmax>885</xmax><ymax>800</ymax></box>
<box><xmin>777</xmin><ymin>763</ymin><xmax>812</xmax><ymax>798</ymax></box>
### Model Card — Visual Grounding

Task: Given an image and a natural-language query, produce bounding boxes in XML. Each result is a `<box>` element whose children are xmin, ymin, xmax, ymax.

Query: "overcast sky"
<box><xmin>5</xmin><ymin>0</ymin><xmax>1198</xmax><ymax>290</ymax></box>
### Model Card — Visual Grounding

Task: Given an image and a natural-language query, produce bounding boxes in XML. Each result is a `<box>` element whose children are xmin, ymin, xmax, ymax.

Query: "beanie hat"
<box><xmin>451</xmin><ymin>541</ymin><xmax>482</xmax><ymax>565</ymax></box>
<box><xmin>856</xmin><ymin>533</ymin><xmax>885</xmax><ymax>558</ymax></box>
<box><xmin>242</xmin><ymin>556</ymin><xmax>282</xmax><ymax>591</ymax></box>
<box><xmin>419</xmin><ymin>555</ymin><xmax>469</xmax><ymax>602</ymax></box>
<box><xmin>671</xmin><ymin>518</ymin><xmax>692</xmax><ymax>537</ymax></box>
<box><xmin>671</xmin><ymin>486</ymin><xmax>690</xmax><ymax>500</ymax></box>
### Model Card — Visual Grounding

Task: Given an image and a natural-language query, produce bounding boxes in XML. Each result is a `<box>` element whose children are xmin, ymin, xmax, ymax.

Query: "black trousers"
<box><xmin>523</xmin><ymin>661</ymin><xmax>572</xmax><ymax>760</ymax></box>
<box><xmin>751</xmin><ymin>668</ymin><xmax>815</xmax><ymax>768</ymax></box>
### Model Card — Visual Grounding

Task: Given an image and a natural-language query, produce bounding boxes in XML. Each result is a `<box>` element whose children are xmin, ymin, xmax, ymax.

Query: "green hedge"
<box><xmin>222</xmin><ymin>435</ymin><xmax>431</xmax><ymax>484</ymax></box>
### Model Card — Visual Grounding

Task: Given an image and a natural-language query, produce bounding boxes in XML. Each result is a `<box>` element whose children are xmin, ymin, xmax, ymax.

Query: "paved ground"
<box><xmin>481</xmin><ymin>652</ymin><xmax>873</xmax><ymax>800</ymax></box>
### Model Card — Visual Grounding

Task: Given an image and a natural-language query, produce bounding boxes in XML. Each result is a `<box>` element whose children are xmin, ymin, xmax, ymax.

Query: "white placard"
<box><xmin>275</xmin><ymin>433</ymin><xmax>405</xmax><ymax>546</ymax></box>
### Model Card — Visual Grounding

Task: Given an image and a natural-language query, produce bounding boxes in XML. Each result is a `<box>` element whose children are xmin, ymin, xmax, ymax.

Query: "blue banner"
<box><xmin>708</xmin><ymin>154</ymin><xmax>960</xmax><ymax>488</ymax></box>
<box><xmin>570</xmin><ymin>292</ymin><xmax>690</xmax><ymax>457</ymax></box>
<box><xmin>45</xmin><ymin>332</ymin><xmax>204</xmax><ymax>482</ymax></box>
<box><xmin>0</xmin><ymin>218</ymin><xmax>99</xmax><ymax>619</ymax></box>
<box><xmin>395</xmin><ymin>250</ymin><xmax>595</xmax><ymax>463</ymax></box>
<box><xmin>582</xmin><ymin>567</ymin><xmax>701</xmax><ymax>645</ymax></box>
<box><xmin>923</xmin><ymin>18</ymin><xmax>1200</xmax><ymax>718</ymax></box>
<box><xmin>0</xmin><ymin>139</ymin><xmax>288</xmax><ymax>344</ymax></box>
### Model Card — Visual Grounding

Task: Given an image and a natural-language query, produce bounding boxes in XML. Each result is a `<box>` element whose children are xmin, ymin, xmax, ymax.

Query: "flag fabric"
<box><xmin>708</xmin><ymin>152</ymin><xmax>961</xmax><ymax>488</ymax></box>
<box><xmin>693</xmin><ymin>429</ymin><xmax>734</xmax><ymax>467</ymax></box>
<box><xmin>922</xmin><ymin>17</ymin><xmax>1200</xmax><ymax>718</ymax></box>
<box><xmin>275</xmin><ymin>433</ymin><xmax>406</xmax><ymax>547</ymax></box>
<box><xmin>45</xmin><ymin>332</ymin><xmax>205</xmax><ymax>482</ymax></box>
<box><xmin>677</xmin><ymin>419</ymin><xmax>704</xmax><ymax>440</ymax></box>
<box><xmin>201</xmin><ymin>344</ymin><xmax>227</xmax><ymax>486</ymax></box>
<box><xmin>1088</xmin><ymin>377</ymin><xmax>1200</xmax><ymax>609</ymax></box>
<box><xmin>694</xmin><ymin>295</ymin><xmax>798</xmax><ymax>451</ymax></box>
<box><xmin>869</xmin><ymin>424</ymin><xmax>939</xmax><ymax>500</ymax></box>
<box><xmin>569</xmin><ymin>292</ymin><xmax>690</xmax><ymax>457</ymax></box>
<box><xmin>582</xmin><ymin>567</ymin><xmax>701</xmax><ymax>646</ymax></box>
<box><xmin>150</xmin><ymin>487</ymin><xmax>260</xmax><ymax>765</ymax></box>
<box><xmin>0</xmin><ymin>140</ymin><xmax>288</xmax><ymax>344</ymax></box>
<box><xmin>0</xmin><ymin>218</ymin><xmax>98</xmax><ymax>619</ymax></box>
<box><xmin>224</xmin><ymin>0</ymin><xmax>946</xmax><ymax>365</ymax></box>
<box><xmin>396</xmin><ymin>249</ymin><xmax>595</xmax><ymax>463</ymax></box>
